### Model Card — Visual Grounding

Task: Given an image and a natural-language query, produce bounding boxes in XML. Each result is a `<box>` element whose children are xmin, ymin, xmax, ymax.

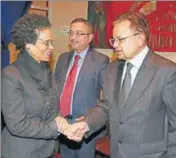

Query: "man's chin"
<box><xmin>69</xmin><ymin>43</ymin><xmax>76</xmax><ymax>48</ymax></box>
<box><xmin>116</xmin><ymin>52</ymin><xmax>125</xmax><ymax>60</ymax></box>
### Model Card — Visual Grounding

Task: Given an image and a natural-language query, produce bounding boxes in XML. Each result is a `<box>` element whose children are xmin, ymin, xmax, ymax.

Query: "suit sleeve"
<box><xmin>1</xmin><ymin>69</ymin><xmax>59</xmax><ymax>139</ymax></box>
<box><xmin>162</xmin><ymin>67</ymin><xmax>176</xmax><ymax>157</ymax></box>
<box><xmin>99</xmin><ymin>56</ymin><xmax>110</xmax><ymax>89</ymax></box>
<box><xmin>54</xmin><ymin>54</ymin><xmax>62</xmax><ymax>81</ymax></box>
<box><xmin>84</xmin><ymin>67</ymin><xmax>110</xmax><ymax>137</ymax></box>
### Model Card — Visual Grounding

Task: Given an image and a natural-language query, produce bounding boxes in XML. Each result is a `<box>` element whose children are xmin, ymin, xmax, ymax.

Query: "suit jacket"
<box><xmin>55</xmin><ymin>48</ymin><xmax>109</xmax><ymax>119</ymax></box>
<box><xmin>85</xmin><ymin>50</ymin><xmax>176</xmax><ymax>158</ymax></box>
<box><xmin>1</xmin><ymin>52</ymin><xmax>59</xmax><ymax>158</ymax></box>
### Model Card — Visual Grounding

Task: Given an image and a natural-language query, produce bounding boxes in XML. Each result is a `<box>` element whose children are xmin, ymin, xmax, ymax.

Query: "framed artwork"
<box><xmin>28</xmin><ymin>1</ymin><xmax>49</xmax><ymax>17</ymax></box>
<box><xmin>88</xmin><ymin>1</ymin><xmax>176</xmax><ymax>52</ymax></box>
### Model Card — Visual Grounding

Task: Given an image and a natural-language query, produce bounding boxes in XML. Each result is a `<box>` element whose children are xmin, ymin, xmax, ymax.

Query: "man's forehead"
<box><xmin>71</xmin><ymin>22</ymin><xmax>88</xmax><ymax>28</ymax></box>
<box><xmin>70</xmin><ymin>23</ymin><xmax>89</xmax><ymax>31</ymax></box>
<box><xmin>115</xmin><ymin>20</ymin><xmax>131</xmax><ymax>28</ymax></box>
<box><xmin>113</xmin><ymin>21</ymin><xmax>132</xmax><ymax>34</ymax></box>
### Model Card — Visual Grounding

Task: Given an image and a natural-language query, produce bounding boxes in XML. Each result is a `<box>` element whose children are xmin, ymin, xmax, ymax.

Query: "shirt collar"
<box><xmin>128</xmin><ymin>46</ymin><xmax>149</xmax><ymax>69</ymax></box>
<box><xmin>74</xmin><ymin>46</ymin><xmax>89</xmax><ymax>59</ymax></box>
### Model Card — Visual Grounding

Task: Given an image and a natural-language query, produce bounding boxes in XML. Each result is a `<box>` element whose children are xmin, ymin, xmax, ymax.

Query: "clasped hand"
<box><xmin>55</xmin><ymin>116</ymin><xmax>89</xmax><ymax>142</ymax></box>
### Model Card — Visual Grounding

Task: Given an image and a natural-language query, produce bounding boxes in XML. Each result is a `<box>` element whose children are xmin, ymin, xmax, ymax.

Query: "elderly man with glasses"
<box><xmin>68</xmin><ymin>11</ymin><xmax>176</xmax><ymax>158</ymax></box>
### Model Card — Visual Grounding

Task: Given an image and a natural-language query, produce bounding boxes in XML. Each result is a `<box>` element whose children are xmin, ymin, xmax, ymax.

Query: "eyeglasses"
<box><xmin>109</xmin><ymin>33</ymin><xmax>140</xmax><ymax>46</ymax></box>
<box><xmin>67</xmin><ymin>31</ymin><xmax>92</xmax><ymax>37</ymax></box>
<box><xmin>38</xmin><ymin>39</ymin><xmax>55</xmax><ymax>48</ymax></box>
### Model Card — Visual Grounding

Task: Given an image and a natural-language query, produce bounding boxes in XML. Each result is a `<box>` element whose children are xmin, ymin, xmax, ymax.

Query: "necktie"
<box><xmin>59</xmin><ymin>55</ymin><xmax>80</xmax><ymax>117</ymax></box>
<box><xmin>120</xmin><ymin>62</ymin><xmax>133</xmax><ymax>107</ymax></box>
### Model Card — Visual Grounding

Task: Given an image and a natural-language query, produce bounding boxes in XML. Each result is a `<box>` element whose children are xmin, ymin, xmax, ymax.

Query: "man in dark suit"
<box><xmin>68</xmin><ymin>11</ymin><xmax>176</xmax><ymax>158</ymax></box>
<box><xmin>55</xmin><ymin>18</ymin><xmax>109</xmax><ymax>158</ymax></box>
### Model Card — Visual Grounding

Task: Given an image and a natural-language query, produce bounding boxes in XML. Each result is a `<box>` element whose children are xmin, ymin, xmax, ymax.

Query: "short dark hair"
<box><xmin>11</xmin><ymin>14</ymin><xmax>51</xmax><ymax>51</ymax></box>
<box><xmin>114</xmin><ymin>11</ymin><xmax>150</xmax><ymax>41</ymax></box>
<box><xmin>70</xmin><ymin>17</ymin><xmax>93</xmax><ymax>33</ymax></box>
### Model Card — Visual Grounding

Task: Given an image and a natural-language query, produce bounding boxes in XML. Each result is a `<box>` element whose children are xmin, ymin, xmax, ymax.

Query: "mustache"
<box><xmin>70</xmin><ymin>39</ymin><xmax>78</xmax><ymax>43</ymax></box>
<box><xmin>114</xmin><ymin>50</ymin><xmax>122</xmax><ymax>53</ymax></box>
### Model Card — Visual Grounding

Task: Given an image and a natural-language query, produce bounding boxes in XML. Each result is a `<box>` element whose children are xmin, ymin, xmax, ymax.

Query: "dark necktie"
<box><xmin>120</xmin><ymin>62</ymin><xmax>133</xmax><ymax>107</ymax></box>
<box><xmin>59</xmin><ymin>55</ymin><xmax>80</xmax><ymax>117</ymax></box>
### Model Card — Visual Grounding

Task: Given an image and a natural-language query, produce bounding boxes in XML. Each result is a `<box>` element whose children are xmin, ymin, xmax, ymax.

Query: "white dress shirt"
<box><xmin>121</xmin><ymin>46</ymin><xmax>149</xmax><ymax>88</ymax></box>
<box><xmin>61</xmin><ymin>46</ymin><xmax>89</xmax><ymax>114</ymax></box>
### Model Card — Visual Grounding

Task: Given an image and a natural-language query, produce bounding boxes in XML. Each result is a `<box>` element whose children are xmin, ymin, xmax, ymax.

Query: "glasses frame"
<box><xmin>109</xmin><ymin>33</ymin><xmax>140</xmax><ymax>46</ymax></box>
<box><xmin>67</xmin><ymin>31</ymin><xmax>92</xmax><ymax>37</ymax></box>
<box><xmin>38</xmin><ymin>39</ymin><xmax>55</xmax><ymax>48</ymax></box>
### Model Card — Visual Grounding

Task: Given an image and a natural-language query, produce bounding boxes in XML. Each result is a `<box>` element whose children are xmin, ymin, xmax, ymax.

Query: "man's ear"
<box><xmin>138</xmin><ymin>33</ymin><xmax>146</xmax><ymax>47</ymax></box>
<box><xmin>88</xmin><ymin>33</ymin><xmax>94</xmax><ymax>43</ymax></box>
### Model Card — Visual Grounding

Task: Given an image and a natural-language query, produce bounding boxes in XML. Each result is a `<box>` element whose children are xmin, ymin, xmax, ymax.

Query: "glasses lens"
<box><xmin>68</xmin><ymin>31</ymin><xmax>80</xmax><ymax>36</ymax></box>
<box><xmin>68</xmin><ymin>31</ymin><xmax>73</xmax><ymax>36</ymax></box>
<box><xmin>68</xmin><ymin>31</ymin><xmax>90</xmax><ymax>37</ymax></box>
<box><xmin>109</xmin><ymin>39</ymin><xmax>115</xmax><ymax>46</ymax></box>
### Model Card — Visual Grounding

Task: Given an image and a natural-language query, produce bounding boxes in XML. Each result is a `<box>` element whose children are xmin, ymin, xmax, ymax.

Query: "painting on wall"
<box><xmin>28</xmin><ymin>1</ymin><xmax>49</xmax><ymax>17</ymax></box>
<box><xmin>88</xmin><ymin>1</ymin><xmax>176</xmax><ymax>52</ymax></box>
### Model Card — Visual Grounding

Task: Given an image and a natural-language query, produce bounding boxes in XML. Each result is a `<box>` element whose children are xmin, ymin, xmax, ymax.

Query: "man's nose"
<box><xmin>113</xmin><ymin>39</ymin><xmax>121</xmax><ymax>48</ymax></box>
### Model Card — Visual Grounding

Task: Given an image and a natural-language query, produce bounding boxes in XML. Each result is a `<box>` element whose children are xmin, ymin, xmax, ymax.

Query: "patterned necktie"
<box><xmin>59</xmin><ymin>55</ymin><xmax>80</xmax><ymax>117</ymax></box>
<box><xmin>120</xmin><ymin>62</ymin><xmax>133</xmax><ymax>107</ymax></box>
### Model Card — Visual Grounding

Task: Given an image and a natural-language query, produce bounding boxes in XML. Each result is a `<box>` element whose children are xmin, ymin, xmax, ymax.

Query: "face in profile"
<box><xmin>26</xmin><ymin>28</ymin><xmax>54</xmax><ymax>63</ymax></box>
<box><xmin>69</xmin><ymin>22</ymin><xmax>93</xmax><ymax>53</ymax></box>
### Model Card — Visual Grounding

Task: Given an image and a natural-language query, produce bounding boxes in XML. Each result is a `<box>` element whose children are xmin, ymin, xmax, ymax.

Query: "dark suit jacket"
<box><xmin>1</xmin><ymin>52</ymin><xmax>59</xmax><ymax>158</ymax></box>
<box><xmin>85</xmin><ymin>50</ymin><xmax>176</xmax><ymax>158</ymax></box>
<box><xmin>55</xmin><ymin>48</ymin><xmax>109</xmax><ymax>119</ymax></box>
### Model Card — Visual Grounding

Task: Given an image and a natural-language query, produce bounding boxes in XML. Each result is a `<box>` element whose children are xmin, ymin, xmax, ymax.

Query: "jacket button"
<box><xmin>119</xmin><ymin>140</ymin><xmax>123</xmax><ymax>144</ymax></box>
<box><xmin>119</xmin><ymin>121</ymin><xmax>123</xmax><ymax>125</ymax></box>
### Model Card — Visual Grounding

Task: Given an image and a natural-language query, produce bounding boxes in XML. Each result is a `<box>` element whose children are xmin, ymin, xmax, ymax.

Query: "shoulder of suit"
<box><xmin>56</xmin><ymin>52</ymin><xmax>72</xmax><ymax>63</ymax></box>
<box><xmin>151</xmin><ymin>52</ymin><xmax>176</xmax><ymax>68</ymax></box>
<box><xmin>2</xmin><ymin>63</ymin><xmax>22</xmax><ymax>80</ymax></box>
<box><xmin>91</xmin><ymin>49</ymin><xmax>109</xmax><ymax>60</ymax></box>
<box><xmin>58</xmin><ymin>51</ymin><xmax>71</xmax><ymax>58</ymax></box>
<box><xmin>109</xmin><ymin>59</ymin><xmax>119</xmax><ymax>66</ymax></box>
<box><xmin>107</xmin><ymin>59</ymin><xmax>123</xmax><ymax>71</ymax></box>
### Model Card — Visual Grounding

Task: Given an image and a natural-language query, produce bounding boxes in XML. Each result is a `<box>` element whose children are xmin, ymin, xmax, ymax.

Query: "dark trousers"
<box><xmin>59</xmin><ymin>135</ymin><xmax>96</xmax><ymax>158</ymax></box>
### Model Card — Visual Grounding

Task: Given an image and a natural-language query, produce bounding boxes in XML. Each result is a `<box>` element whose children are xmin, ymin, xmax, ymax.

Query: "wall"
<box><xmin>49</xmin><ymin>1</ymin><xmax>88</xmax><ymax>70</ymax></box>
<box><xmin>155</xmin><ymin>52</ymin><xmax>176</xmax><ymax>63</ymax></box>
<box><xmin>49</xmin><ymin>1</ymin><xmax>176</xmax><ymax>68</ymax></box>
<box><xmin>96</xmin><ymin>49</ymin><xmax>176</xmax><ymax>63</ymax></box>
<box><xmin>9</xmin><ymin>1</ymin><xmax>176</xmax><ymax>70</ymax></box>
<box><xmin>9</xmin><ymin>1</ymin><xmax>88</xmax><ymax>71</ymax></box>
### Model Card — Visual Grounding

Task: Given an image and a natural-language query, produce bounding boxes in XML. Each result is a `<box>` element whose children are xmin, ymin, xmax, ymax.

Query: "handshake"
<box><xmin>55</xmin><ymin>116</ymin><xmax>89</xmax><ymax>142</ymax></box>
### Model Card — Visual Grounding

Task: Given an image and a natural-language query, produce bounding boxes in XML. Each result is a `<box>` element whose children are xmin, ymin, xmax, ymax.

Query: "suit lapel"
<box><xmin>114</xmin><ymin>60</ymin><xmax>125</xmax><ymax>106</ymax></box>
<box><xmin>76</xmin><ymin>49</ymin><xmax>93</xmax><ymax>85</ymax></box>
<box><xmin>123</xmin><ymin>51</ymin><xmax>157</xmax><ymax>112</ymax></box>
<box><xmin>106</xmin><ymin>60</ymin><xmax>125</xmax><ymax>120</ymax></box>
<box><xmin>57</xmin><ymin>52</ymin><xmax>74</xmax><ymax>97</ymax></box>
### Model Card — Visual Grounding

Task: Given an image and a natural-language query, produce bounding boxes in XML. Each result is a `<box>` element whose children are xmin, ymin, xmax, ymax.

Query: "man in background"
<box><xmin>55</xmin><ymin>18</ymin><xmax>109</xmax><ymax>158</ymax></box>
